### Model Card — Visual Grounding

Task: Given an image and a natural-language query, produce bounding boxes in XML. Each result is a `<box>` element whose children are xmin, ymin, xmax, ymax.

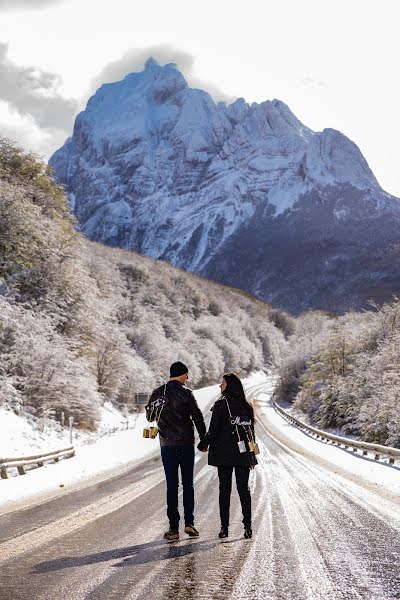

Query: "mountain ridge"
<box><xmin>50</xmin><ymin>58</ymin><xmax>400</xmax><ymax>314</ymax></box>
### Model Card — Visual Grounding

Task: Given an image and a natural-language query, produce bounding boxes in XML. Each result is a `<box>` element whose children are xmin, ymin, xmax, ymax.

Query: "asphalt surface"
<box><xmin>0</xmin><ymin>383</ymin><xmax>400</xmax><ymax>600</ymax></box>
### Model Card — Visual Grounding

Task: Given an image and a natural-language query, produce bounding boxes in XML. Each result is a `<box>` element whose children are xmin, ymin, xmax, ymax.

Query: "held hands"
<box><xmin>197</xmin><ymin>438</ymin><xmax>209</xmax><ymax>452</ymax></box>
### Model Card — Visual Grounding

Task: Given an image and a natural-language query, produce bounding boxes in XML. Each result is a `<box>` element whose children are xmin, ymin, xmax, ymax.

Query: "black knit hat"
<box><xmin>170</xmin><ymin>361</ymin><xmax>189</xmax><ymax>377</ymax></box>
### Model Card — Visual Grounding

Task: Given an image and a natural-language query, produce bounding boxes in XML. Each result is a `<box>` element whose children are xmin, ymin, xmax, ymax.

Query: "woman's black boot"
<box><xmin>244</xmin><ymin>527</ymin><xmax>252</xmax><ymax>539</ymax></box>
<box><xmin>218</xmin><ymin>527</ymin><xmax>229</xmax><ymax>539</ymax></box>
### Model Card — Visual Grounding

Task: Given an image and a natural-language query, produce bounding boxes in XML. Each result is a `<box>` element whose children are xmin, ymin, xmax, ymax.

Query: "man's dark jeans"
<box><xmin>161</xmin><ymin>445</ymin><xmax>195</xmax><ymax>530</ymax></box>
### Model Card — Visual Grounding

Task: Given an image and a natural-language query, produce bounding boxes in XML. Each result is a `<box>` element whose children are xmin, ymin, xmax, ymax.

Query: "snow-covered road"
<box><xmin>0</xmin><ymin>376</ymin><xmax>399</xmax><ymax>599</ymax></box>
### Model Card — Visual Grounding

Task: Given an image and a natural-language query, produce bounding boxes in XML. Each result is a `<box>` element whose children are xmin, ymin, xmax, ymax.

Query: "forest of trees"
<box><xmin>1</xmin><ymin>138</ymin><xmax>399</xmax><ymax>448</ymax></box>
<box><xmin>0</xmin><ymin>139</ymin><xmax>286</xmax><ymax>431</ymax></box>
<box><xmin>275</xmin><ymin>303</ymin><xmax>400</xmax><ymax>447</ymax></box>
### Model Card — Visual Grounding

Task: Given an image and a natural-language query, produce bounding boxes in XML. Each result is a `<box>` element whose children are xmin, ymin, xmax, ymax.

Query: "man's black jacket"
<box><xmin>146</xmin><ymin>380</ymin><xmax>206</xmax><ymax>447</ymax></box>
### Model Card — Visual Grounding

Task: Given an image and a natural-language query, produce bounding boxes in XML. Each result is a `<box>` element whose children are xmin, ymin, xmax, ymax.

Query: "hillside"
<box><xmin>0</xmin><ymin>138</ymin><xmax>287</xmax><ymax>431</ymax></box>
<box><xmin>275</xmin><ymin>303</ymin><xmax>400</xmax><ymax>448</ymax></box>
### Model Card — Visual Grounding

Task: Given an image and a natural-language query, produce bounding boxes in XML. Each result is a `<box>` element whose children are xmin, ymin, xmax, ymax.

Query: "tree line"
<box><xmin>275</xmin><ymin>303</ymin><xmax>400</xmax><ymax>447</ymax></box>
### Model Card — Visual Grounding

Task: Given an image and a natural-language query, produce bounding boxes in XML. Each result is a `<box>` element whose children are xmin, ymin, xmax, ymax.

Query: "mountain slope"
<box><xmin>1</xmin><ymin>138</ymin><xmax>286</xmax><ymax>431</ymax></box>
<box><xmin>50</xmin><ymin>59</ymin><xmax>400</xmax><ymax>314</ymax></box>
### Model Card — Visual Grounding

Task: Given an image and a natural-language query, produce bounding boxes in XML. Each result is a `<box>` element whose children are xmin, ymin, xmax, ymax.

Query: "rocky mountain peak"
<box><xmin>49</xmin><ymin>59</ymin><xmax>400</xmax><ymax>315</ymax></box>
<box><xmin>306</xmin><ymin>128</ymin><xmax>379</xmax><ymax>189</ymax></box>
<box><xmin>144</xmin><ymin>56</ymin><xmax>159</xmax><ymax>70</ymax></box>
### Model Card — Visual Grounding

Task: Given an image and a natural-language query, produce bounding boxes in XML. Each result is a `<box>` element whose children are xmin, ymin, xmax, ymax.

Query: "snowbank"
<box><xmin>0</xmin><ymin>380</ymin><xmax>221</xmax><ymax>512</ymax></box>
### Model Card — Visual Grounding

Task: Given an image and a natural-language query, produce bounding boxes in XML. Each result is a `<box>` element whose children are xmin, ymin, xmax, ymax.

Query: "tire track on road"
<box><xmin>246</xmin><ymin>384</ymin><xmax>400</xmax><ymax>599</ymax></box>
<box><xmin>0</xmin><ymin>467</ymin><xmax>164</xmax><ymax>564</ymax></box>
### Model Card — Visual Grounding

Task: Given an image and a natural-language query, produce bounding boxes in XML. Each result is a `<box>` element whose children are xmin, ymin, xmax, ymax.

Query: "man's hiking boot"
<box><xmin>218</xmin><ymin>527</ymin><xmax>229</xmax><ymax>539</ymax></box>
<box><xmin>244</xmin><ymin>527</ymin><xmax>252</xmax><ymax>539</ymax></box>
<box><xmin>163</xmin><ymin>528</ymin><xmax>179</xmax><ymax>541</ymax></box>
<box><xmin>184</xmin><ymin>525</ymin><xmax>199</xmax><ymax>537</ymax></box>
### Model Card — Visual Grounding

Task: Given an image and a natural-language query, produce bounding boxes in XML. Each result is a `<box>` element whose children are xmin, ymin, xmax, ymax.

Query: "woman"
<box><xmin>198</xmin><ymin>372</ymin><xmax>257</xmax><ymax>539</ymax></box>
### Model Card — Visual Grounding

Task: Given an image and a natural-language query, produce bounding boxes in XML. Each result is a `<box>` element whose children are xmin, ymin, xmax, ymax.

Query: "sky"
<box><xmin>0</xmin><ymin>0</ymin><xmax>399</xmax><ymax>195</ymax></box>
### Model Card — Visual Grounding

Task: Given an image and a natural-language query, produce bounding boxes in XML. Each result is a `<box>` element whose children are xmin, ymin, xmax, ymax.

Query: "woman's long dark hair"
<box><xmin>223</xmin><ymin>372</ymin><xmax>254</xmax><ymax>422</ymax></box>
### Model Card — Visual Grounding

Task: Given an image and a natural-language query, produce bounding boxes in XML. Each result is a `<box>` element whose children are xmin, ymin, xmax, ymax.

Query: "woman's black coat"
<box><xmin>198</xmin><ymin>395</ymin><xmax>258</xmax><ymax>467</ymax></box>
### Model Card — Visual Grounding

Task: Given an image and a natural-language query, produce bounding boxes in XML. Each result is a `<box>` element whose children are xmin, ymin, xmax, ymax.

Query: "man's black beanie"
<box><xmin>170</xmin><ymin>361</ymin><xmax>189</xmax><ymax>377</ymax></box>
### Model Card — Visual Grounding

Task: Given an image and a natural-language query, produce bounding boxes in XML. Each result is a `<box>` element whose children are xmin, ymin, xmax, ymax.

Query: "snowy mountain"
<box><xmin>50</xmin><ymin>58</ymin><xmax>400</xmax><ymax>314</ymax></box>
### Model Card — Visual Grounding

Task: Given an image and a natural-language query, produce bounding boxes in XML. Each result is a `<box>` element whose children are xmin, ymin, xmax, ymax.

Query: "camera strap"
<box><xmin>148</xmin><ymin>383</ymin><xmax>167</xmax><ymax>424</ymax></box>
<box><xmin>224</xmin><ymin>396</ymin><xmax>241</xmax><ymax>443</ymax></box>
<box><xmin>156</xmin><ymin>383</ymin><xmax>168</xmax><ymax>423</ymax></box>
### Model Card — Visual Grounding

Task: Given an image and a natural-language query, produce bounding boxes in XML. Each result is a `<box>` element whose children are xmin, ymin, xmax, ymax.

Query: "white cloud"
<box><xmin>0</xmin><ymin>43</ymin><xmax>77</xmax><ymax>132</ymax></box>
<box><xmin>0</xmin><ymin>0</ymin><xmax>65</xmax><ymax>11</ymax></box>
<box><xmin>0</xmin><ymin>101</ymin><xmax>67</xmax><ymax>159</ymax></box>
<box><xmin>300</xmin><ymin>77</ymin><xmax>328</xmax><ymax>89</ymax></box>
<box><xmin>90</xmin><ymin>44</ymin><xmax>236</xmax><ymax>104</ymax></box>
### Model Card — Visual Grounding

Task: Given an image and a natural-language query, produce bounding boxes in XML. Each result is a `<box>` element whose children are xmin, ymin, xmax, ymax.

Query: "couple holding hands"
<box><xmin>145</xmin><ymin>362</ymin><xmax>258</xmax><ymax>542</ymax></box>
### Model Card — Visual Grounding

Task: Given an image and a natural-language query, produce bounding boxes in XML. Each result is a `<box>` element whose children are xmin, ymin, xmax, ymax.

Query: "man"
<box><xmin>147</xmin><ymin>361</ymin><xmax>206</xmax><ymax>541</ymax></box>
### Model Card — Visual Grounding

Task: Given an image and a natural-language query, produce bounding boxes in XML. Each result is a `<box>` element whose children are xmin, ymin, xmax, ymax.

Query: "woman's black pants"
<box><xmin>217</xmin><ymin>465</ymin><xmax>251</xmax><ymax>529</ymax></box>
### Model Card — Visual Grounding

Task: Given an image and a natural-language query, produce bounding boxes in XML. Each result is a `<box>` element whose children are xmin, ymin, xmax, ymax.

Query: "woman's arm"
<box><xmin>197</xmin><ymin>400</ymin><xmax>222</xmax><ymax>450</ymax></box>
<box><xmin>207</xmin><ymin>401</ymin><xmax>222</xmax><ymax>444</ymax></box>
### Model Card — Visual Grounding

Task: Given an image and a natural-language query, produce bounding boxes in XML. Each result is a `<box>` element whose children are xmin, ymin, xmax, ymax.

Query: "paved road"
<box><xmin>1</xmin><ymin>383</ymin><xmax>400</xmax><ymax>600</ymax></box>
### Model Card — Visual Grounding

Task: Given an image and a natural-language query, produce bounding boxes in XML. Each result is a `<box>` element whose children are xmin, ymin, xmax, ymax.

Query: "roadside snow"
<box><xmin>0</xmin><ymin>380</ymin><xmax>221</xmax><ymax>512</ymax></box>
<box><xmin>253</xmin><ymin>377</ymin><xmax>400</xmax><ymax>498</ymax></box>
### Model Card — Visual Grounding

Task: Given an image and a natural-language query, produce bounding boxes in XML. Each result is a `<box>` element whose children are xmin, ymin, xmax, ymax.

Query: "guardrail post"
<box><xmin>1</xmin><ymin>467</ymin><xmax>8</xmax><ymax>479</ymax></box>
<box><xmin>69</xmin><ymin>416</ymin><xmax>74</xmax><ymax>445</ymax></box>
<box><xmin>17</xmin><ymin>466</ymin><xmax>25</xmax><ymax>475</ymax></box>
<box><xmin>389</xmin><ymin>458</ymin><xmax>395</xmax><ymax>464</ymax></box>
<box><xmin>374</xmin><ymin>454</ymin><xmax>380</xmax><ymax>460</ymax></box>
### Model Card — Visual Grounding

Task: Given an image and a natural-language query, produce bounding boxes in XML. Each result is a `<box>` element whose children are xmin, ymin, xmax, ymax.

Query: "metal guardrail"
<box><xmin>0</xmin><ymin>445</ymin><xmax>75</xmax><ymax>480</ymax></box>
<box><xmin>272</xmin><ymin>400</ymin><xmax>400</xmax><ymax>464</ymax></box>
